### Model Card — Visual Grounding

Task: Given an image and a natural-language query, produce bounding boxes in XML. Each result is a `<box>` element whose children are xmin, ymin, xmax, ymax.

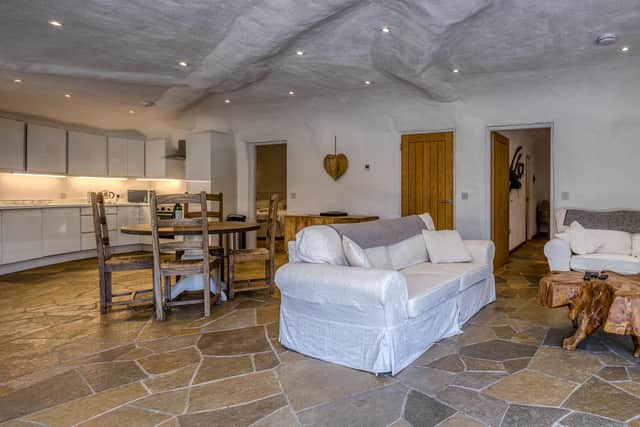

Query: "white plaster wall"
<box><xmin>183</xmin><ymin>58</ymin><xmax>640</xmax><ymax>241</ymax></box>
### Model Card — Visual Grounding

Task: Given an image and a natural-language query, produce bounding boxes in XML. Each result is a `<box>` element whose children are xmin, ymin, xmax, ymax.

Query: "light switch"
<box><xmin>461</xmin><ymin>192</ymin><xmax>469</xmax><ymax>200</ymax></box>
<box><xmin>291</xmin><ymin>192</ymin><xmax>297</xmax><ymax>200</ymax></box>
<box><xmin>561</xmin><ymin>192</ymin><xmax>570</xmax><ymax>201</ymax></box>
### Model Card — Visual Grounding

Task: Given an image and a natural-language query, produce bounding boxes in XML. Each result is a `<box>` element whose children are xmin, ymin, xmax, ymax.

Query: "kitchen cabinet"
<box><xmin>127</xmin><ymin>140</ymin><xmax>145</xmax><ymax>177</ymax></box>
<box><xmin>68</xmin><ymin>131</ymin><xmax>108</xmax><ymax>176</ymax></box>
<box><xmin>108</xmin><ymin>137</ymin><xmax>128</xmax><ymax>177</ymax></box>
<box><xmin>186</xmin><ymin>133</ymin><xmax>211</xmax><ymax>181</ymax></box>
<box><xmin>26</xmin><ymin>124</ymin><xmax>67</xmax><ymax>174</ymax></box>
<box><xmin>145</xmin><ymin>139</ymin><xmax>166</xmax><ymax>178</ymax></box>
<box><xmin>43</xmin><ymin>208</ymin><xmax>81</xmax><ymax>256</ymax></box>
<box><xmin>2</xmin><ymin>209</ymin><xmax>43</xmax><ymax>264</ymax></box>
<box><xmin>0</xmin><ymin>117</ymin><xmax>25</xmax><ymax>171</ymax></box>
<box><xmin>117</xmin><ymin>206</ymin><xmax>141</xmax><ymax>246</ymax></box>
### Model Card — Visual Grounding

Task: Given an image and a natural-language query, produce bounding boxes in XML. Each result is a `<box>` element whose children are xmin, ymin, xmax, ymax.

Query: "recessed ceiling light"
<box><xmin>178</xmin><ymin>61</ymin><xmax>189</xmax><ymax>67</ymax></box>
<box><xmin>64</xmin><ymin>93</ymin><xmax>71</xmax><ymax>98</ymax></box>
<box><xmin>296</xmin><ymin>50</ymin><xmax>304</xmax><ymax>56</ymax></box>
<box><xmin>128</xmin><ymin>109</ymin><xmax>135</xmax><ymax>114</ymax></box>
<box><xmin>224</xmin><ymin>99</ymin><xmax>231</xmax><ymax>104</ymax></box>
<box><xmin>13</xmin><ymin>78</ymin><xmax>22</xmax><ymax>83</ymax></box>
<box><xmin>381</xmin><ymin>26</ymin><xmax>390</xmax><ymax>33</ymax></box>
<box><xmin>621</xmin><ymin>46</ymin><xmax>631</xmax><ymax>52</ymax></box>
<box><xmin>364</xmin><ymin>80</ymin><xmax>371</xmax><ymax>85</ymax></box>
<box><xmin>48</xmin><ymin>20</ymin><xmax>63</xmax><ymax>27</ymax></box>
<box><xmin>288</xmin><ymin>91</ymin><xmax>295</xmax><ymax>95</ymax></box>
<box><xmin>452</xmin><ymin>68</ymin><xmax>460</xmax><ymax>73</ymax></box>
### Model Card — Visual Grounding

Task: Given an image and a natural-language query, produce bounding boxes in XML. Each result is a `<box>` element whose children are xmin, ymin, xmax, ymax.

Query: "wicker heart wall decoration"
<box><xmin>323</xmin><ymin>136</ymin><xmax>349</xmax><ymax>180</ymax></box>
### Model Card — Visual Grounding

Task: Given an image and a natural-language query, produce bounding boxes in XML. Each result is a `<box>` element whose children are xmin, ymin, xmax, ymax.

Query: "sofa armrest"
<box><xmin>464</xmin><ymin>240</ymin><xmax>495</xmax><ymax>270</ymax></box>
<box><xmin>544</xmin><ymin>239</ymin><xmax>571</xmax><ymax>271</ymax></box>
<box><xmin>287</xmin><ymin>241</ymin><xmax>303</xmax><ymax>263</ymax></box>
<box><xmin>275</xmin><ymin>263</ymin><xmax>408</xmax><ymax>325</ymax></box>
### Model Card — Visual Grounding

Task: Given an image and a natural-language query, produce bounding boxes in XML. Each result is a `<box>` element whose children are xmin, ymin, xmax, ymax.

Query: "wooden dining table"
<box><xmin>121</xmin><ymin>221</ymin><xmax>260</xmax><ymax>311</ymax></box>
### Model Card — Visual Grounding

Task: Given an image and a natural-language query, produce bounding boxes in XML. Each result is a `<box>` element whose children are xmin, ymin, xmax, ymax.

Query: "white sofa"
<box><xmin>275</xmin><ymin>216</ymin><xmax>495</xmax><ymax>375</ymax></box>
<box><xmin>544</xmin><ymin>208</ymin><xmax>640</xmax><ymax>274</ymax></box>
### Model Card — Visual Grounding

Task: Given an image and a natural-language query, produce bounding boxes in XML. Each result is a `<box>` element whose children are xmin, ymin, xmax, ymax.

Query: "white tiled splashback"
<box><xmin>0</xmin><ymin>172</ymin><xmax>186</xmax><ymax>203</ymax></box>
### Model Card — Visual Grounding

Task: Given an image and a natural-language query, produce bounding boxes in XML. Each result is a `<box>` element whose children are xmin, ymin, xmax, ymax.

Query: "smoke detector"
<box><xmin>596</xmin><ymin>33</ymin><xmax>618</xmax><ymax>46</ymax></box>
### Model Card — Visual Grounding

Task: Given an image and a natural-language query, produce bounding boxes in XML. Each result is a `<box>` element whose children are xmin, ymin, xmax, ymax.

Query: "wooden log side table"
<box><xmin>538</xmin><ymin>271</ymin><xmax>640</xmax><ymax>358</ymax></box>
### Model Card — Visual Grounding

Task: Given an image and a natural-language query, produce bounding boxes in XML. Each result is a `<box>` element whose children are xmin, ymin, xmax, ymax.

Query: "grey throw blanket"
<box><xmin>564</xmin><ymin>209</ymin><xmax>640</xmax><ymax>233</ymax></box>
<box><xmin>329</xmin><ymin>215</ymin><xmax>427</xmax><ymax>249</ymax></box>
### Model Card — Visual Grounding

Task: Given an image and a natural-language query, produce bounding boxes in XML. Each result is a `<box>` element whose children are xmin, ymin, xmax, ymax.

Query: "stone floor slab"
<box><xmin>453</xmin><ymin>371</ymin><xmax>506</xmax><ymax>390</ymax></box>
<box><xmin>563</xmin><ymin>377</ymin><xmax>640</xmax><ymax>421</ymax></box>
<box><xmin>254</xmin><ymin>351</ymin><xmax>279</xmax><ymax>371</ymax></box>
<box><xmin>428</xmin><ymin>354</ymin><xmax>465</xmax><ymax>373</ymax></box>
<box><xmin>178</xmin><ymin>394</ymin><xmax>287</xmax><ymax>427</ymax></box>
<box><xmin>193</xmin><ymin>355</ymin><xmax>253</xmax><ymax>384</ymax></box>
<box><xmin>528</xmin><ymin>346</ymin><xmax>602</xmax><ymax>383</ymax></box>
<box><xmin>138</xmin><ymin>347</ymin><xmax>200</xmax><ymax>375</ymax></box>
<box><xmin>438</xmin><ymin>414</ymin><xmax>484</xmax><ymax>426</ymax></box>
<box><xmin>397</xmin><ymin>367</ymin><xmax>454</xmax><ymax>396</ymax></box>
<box><xmin>404</xmin><ymin>390</ymin><xmax>456</xmax><ymax>427</ymax></box>
<box><xmin>597</xmin><ymin>366</ymin><xmax>629</xmax><ymax>381</ymax></box>
<box><xmin>132</xmin><ymin>388</ymin><xmax>189</xmax><ymax>415</ymax></box>
<box><xmin>188</xmin><ymin>370</ymin><xmax>280</xmax><ymax>413</ymax></box>
<box><xmin>252</xmin><ymin>406</ymin><xmax>298</xmax><ymax>427</ymax></box>
<box><xmin>437</xmin><ymin>386</ymin><xmax>508</xmax><ymax>426</ymax></box>
<box><xmin>77</xmin><ymin>406</ymin><xmax>171</xmax><ymax>427</ymax></box>
<box><xmin>198</xmin><ymin>326</ymin><xmax>270</xmax><ymax>355</ymax></box>
<box><xmin>78</xmin><ymin>361</ymin><xmax>147</xmax><ymax>392</ymax></box>
<box><xmin>558</xmin><ymin>411</ymin><xmax>626</xmax><ymax>427</ymax></box>
<box><xmin>459</xmin><ymin>340</ymin><xmax>537</xmax><ymax>361</ymax></box>
<box><xmin>143</xmin><ymin>364</ymin><xmax>197</xmax><ymax>393</ymax></box>
<box><xmin>501</xmin><ymin>404</ymin><xmax>568</xmax><ymax>427</ymax></box>
<box><xmin>277</xmin><ymin>358</ymin><xmax>391</xmax><ymax>411</ymax></box>
<box><xmin>298</xmin><ymin>383</ymin><xmax>406</xmax><ymax>427</ymax></box>
<box><xmin>483</xmin><ymin>370</ymin><xmax>576</xmax><ymax>406</ymax></box>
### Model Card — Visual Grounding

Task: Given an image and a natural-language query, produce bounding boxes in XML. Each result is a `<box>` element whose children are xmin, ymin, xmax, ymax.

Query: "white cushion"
<box><xmin>422</xmin><ymin>230</ymin><xmax>472</xmax><ymax>264</ymax></box>
<box><xmin>418</xmin><ymin>213</ymin><xmax>436</xmax><ymax>230</ymax></box>
<box><xmin>403</xmin><ymin>272</ymin><xmax>460</xmax><ymax>318</ymax></box>
<box><xmin>296</xmin><ymin>225</ymin><xmax>347</xmax><ymax>265</ymax></box>
<box><xmin>568</xmin><ymin>221</ymin><xmax>602</xmax><ymax>255</ymax></box>
<box><xmin>402</xmin><ymin>261</ymin><xmax>489</xmax><ymax>292</ymax></box>
<box><xmin>590</xmin><ymin>229</ymin><xmax>632</xmax><ymax>255</ymax></box>
<box><xmin>388</xmin><ymin>235</ymin><xmax>429</xmax><ymax>270</ymax></box>
<box><xmin>632</xmin><ymin>234</ymin><xmax>640</xmax><ymax>258</ymax></box>
<box><xmin>343</xmin><ymin>236</ymin><xmax>372</xmax><ymax>268</ymax></box>
<box><xmin>363</xmin><ymin>246</ymin><xmax>394</xmax><ymax>270</ymax></box>
<box><xmin>570</xmin><ymin>254</ymin><xmax>640</xmax><ymax>275</ymax></box>
<box><xmin>555</xmin><ymin>209</ymin><xmax>568</xmax><ymax>232</ymax></box>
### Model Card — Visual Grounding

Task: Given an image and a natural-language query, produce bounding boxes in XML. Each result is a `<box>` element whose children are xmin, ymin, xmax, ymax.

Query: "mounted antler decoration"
<box><xmin>509</xmin><ymin>146</ymin><xmax>525</xmax><ymax>190</ymax></box>
<box><xmin>323</xmin><ymin>136</ymin><xmax>349</xmax><ymax>180</ymax></box>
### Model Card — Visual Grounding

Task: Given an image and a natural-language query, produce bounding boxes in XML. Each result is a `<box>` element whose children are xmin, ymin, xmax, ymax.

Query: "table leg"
<box><xmin>632</xmin><ymin>335</ymin><xmax>640</xmax><ymax>358</ymax></box>
<box><xmin>563</xmin><ymin>281</ymin><xmax>612</xmax><ymax>351</ymax></box>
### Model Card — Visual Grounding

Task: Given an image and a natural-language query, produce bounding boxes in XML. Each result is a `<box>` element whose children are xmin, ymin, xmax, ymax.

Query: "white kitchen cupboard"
<box><xmin>127</xmin><ymin>140</ymin><xmax>145</xmax><ymax>177</ymax></box>
<box><xmin>26</xmin><ymin>124</ymin><xmax>67</xmax><ymax>174</ymax></box>
<box><xmin>107</xmin><ymin>137</ymin><xmax>128</xmax><ymax>177</ymax></box>
<box><xmin>0</xmin><ymin>117</ymin><xmax>25</xmax><ymax>171</ymax></box>
<box><xmin>68</xmin><ymin>131</ymin><xmax>108</xmax><ymax>176</ymax></box>
<box><xmin>186</xmin><ymin>133</ymin><xmax>211</xmax><ymax>181</ymax></box>
<box><xmin>43</xmin><ymin>208</ymin><xmax>81</xmax><ymax>256</ymax></box>
<box><xmin>145</xmin><ymin>139</ymin><xmax>166</xmax><ymax>178</ymax></box>
<box><xmin>2</xmin><ymin>209</ymin><xmax>43</xmax><ymax>264</ymax></box>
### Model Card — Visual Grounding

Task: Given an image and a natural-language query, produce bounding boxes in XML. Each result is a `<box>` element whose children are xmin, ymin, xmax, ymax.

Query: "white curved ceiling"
<box><xmin>0</xmin><ymin>0</ymin><xmax>638</xmax><ymax>128</ymax></box>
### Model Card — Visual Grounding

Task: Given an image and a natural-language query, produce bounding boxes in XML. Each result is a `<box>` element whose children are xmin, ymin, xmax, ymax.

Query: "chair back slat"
<box><xmin>150</xmin><ymin>191</ymin><xmax>211</xmax><ymax>272</ymax></box>
<box><xmin>91</xmin><ymin>192</ymin><xmax>112</xmax><ymax>263</ymax></box>
<box><xmin>185</xmin><ymin>192</ymin><xmax>223</xmax><ymax>221</ymax></box>
<box><xmin>265</xmin><ymin>193</ymin><xmax>280</xmax><ymax>258</ymax></box>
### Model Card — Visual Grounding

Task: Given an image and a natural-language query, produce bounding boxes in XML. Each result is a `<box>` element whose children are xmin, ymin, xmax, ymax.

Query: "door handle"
<box><xmin>440</xmin><ymin>200</ymin><xmax>453</xmax><ymax>204</ymax></box>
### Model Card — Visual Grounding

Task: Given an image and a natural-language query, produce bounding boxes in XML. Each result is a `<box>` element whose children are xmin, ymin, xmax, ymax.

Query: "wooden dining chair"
<box><xmin>150</xmin><ymin>191</ymin><xmax>221</xmax><ymax>320</ymax></box>
<box><xmin>228</xmin><ymin>193</ymin><xmax>279</xmax><ymax>298</ymax></box>
<box><xmin>91</xmin><ymin>192</ymin><xmax>154</xmax><ymax>315</ymax></box>
<box><xmin>181</xmin><ymin>192</ymin><xmax>225</xmax><ymax>258</ymax></box>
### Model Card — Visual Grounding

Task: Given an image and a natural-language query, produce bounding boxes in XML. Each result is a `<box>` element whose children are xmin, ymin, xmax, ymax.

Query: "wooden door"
<box><xmin>491</xmin><ymin>132</ymin><xmax>510</xmax><ymax>269</ymax></box>
<box><xmin>401</xmin><ymin>132</ymin><xmax>454</xmax><ymax>229</ymax></box>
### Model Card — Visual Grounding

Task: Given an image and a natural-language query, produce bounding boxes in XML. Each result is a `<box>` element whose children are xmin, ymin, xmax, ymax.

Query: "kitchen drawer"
<box><xmin>80</xmin><ymin>214</ymin><xmax>116</xmax><ymax>232</ymax></box>
<box><xmin>80</xmin><ymin>206</ymin><xmax>116</xmax><ymax>215</ymax></box>
<box><xmin>81</xmin><ymin>230</ymin><xmax>118</xmax><ymax>250</ymax></box>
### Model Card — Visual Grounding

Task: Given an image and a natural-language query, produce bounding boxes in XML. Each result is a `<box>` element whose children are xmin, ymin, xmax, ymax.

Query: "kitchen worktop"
<box><xmin>0</xmin><ymin>201</ymin><xmax>149</xmax><ymax>210</ymax></box>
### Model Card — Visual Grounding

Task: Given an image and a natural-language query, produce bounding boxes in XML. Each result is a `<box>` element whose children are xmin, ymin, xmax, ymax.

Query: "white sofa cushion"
<box><xmin>388</xmin><ymin>234</ymin><xmax>429</xmax><ymax>270</ymax></box>
<box><xmin>363</xmin><ymin>246</ymin><xmax>394</xmax><ymax>270</ymax></box>
<box><xmin>590</xmin><ymin>229</ymin><xmax>632</xmax><ymax>255</ymax></box>
<box><xmin>633</xmin><ymin>234</ymin><xmax>640</xmax><ymax>258</ymax></box>
<box><xmin>402</xmin><ymin>271</ymin><xmax>461</xmax><ymax>318</ymax></box>
<box><xmin>296</xmin><ymin>225</ymin><xmax>347</xmax><ymax>265</ymax></box>
<box><xmin>422</xmin><ymin>230</ymin><xmax>472</xmax><ymax>264</ymax></box>
<box><xmin>568</xmin><ymin>221</ymin><xmax>602</xmax><ymax>255</ymax></box>
<box><xmin>570</xmin><ymin>254</ymin><xmax>640</xmax><ymax>275</ymax></box>
<box><xmin>402</xmin><ymin>261</ymin><xmax>488</xmax><ymax>292</ymax></box>
<box><xmin>343</xmin><ymin>236</ymin><xmax>372</xmax><ymax>268</ymax></box>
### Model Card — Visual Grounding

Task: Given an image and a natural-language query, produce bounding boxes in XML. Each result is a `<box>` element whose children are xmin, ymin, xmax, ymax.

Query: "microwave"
<box><xmin>127</xmin><ymin>190</ymin><xmax>149</xmax><ymax>203</ymax></box>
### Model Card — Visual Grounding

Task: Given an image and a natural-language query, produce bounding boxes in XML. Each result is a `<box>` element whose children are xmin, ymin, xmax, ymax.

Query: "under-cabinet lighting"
<box><xmin>76</xmin><ymin>176</ymin><xmax>128</xmax><ymax>181</ymax></box>
<box><xmin>136</xmin><ymin>178</ymin><xmax>181</xmax><ymax>182</ymax></box>
<box><xmin>12</xmin><ymin>172</ymin><xmax>66</xmax><ymax>178</ymax></box>
<box><xmin>185</xmin><ymin>179</ymin><xmax>211</xmax><ymax>183</ymax></box>
<box><xmin>64</xmin><ymin>93</ymin><xmax>71</xmax><ymax>98</ymax></box>
<box><xmin>13</xmin><ymin>79</ymin><xmax>22</xmax><ymax>83</ymax></box>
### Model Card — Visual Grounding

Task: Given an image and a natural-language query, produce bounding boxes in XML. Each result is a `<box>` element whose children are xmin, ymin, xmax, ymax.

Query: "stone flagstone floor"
<box><xmin>0</xmin><ymin>238</ymin><xmax>639</xmax><ymax>426</ymax></box>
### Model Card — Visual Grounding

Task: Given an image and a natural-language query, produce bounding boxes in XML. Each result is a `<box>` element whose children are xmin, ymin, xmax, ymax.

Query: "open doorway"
<box><xmin>254</xmin><ymin>143</ymin><xmax>287</xmax><ymax>252</ymax></box>
<box><xmin>491</xmin><ymin>126</ymin><xmax>551</xmax><ymax>269</ymax></box>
